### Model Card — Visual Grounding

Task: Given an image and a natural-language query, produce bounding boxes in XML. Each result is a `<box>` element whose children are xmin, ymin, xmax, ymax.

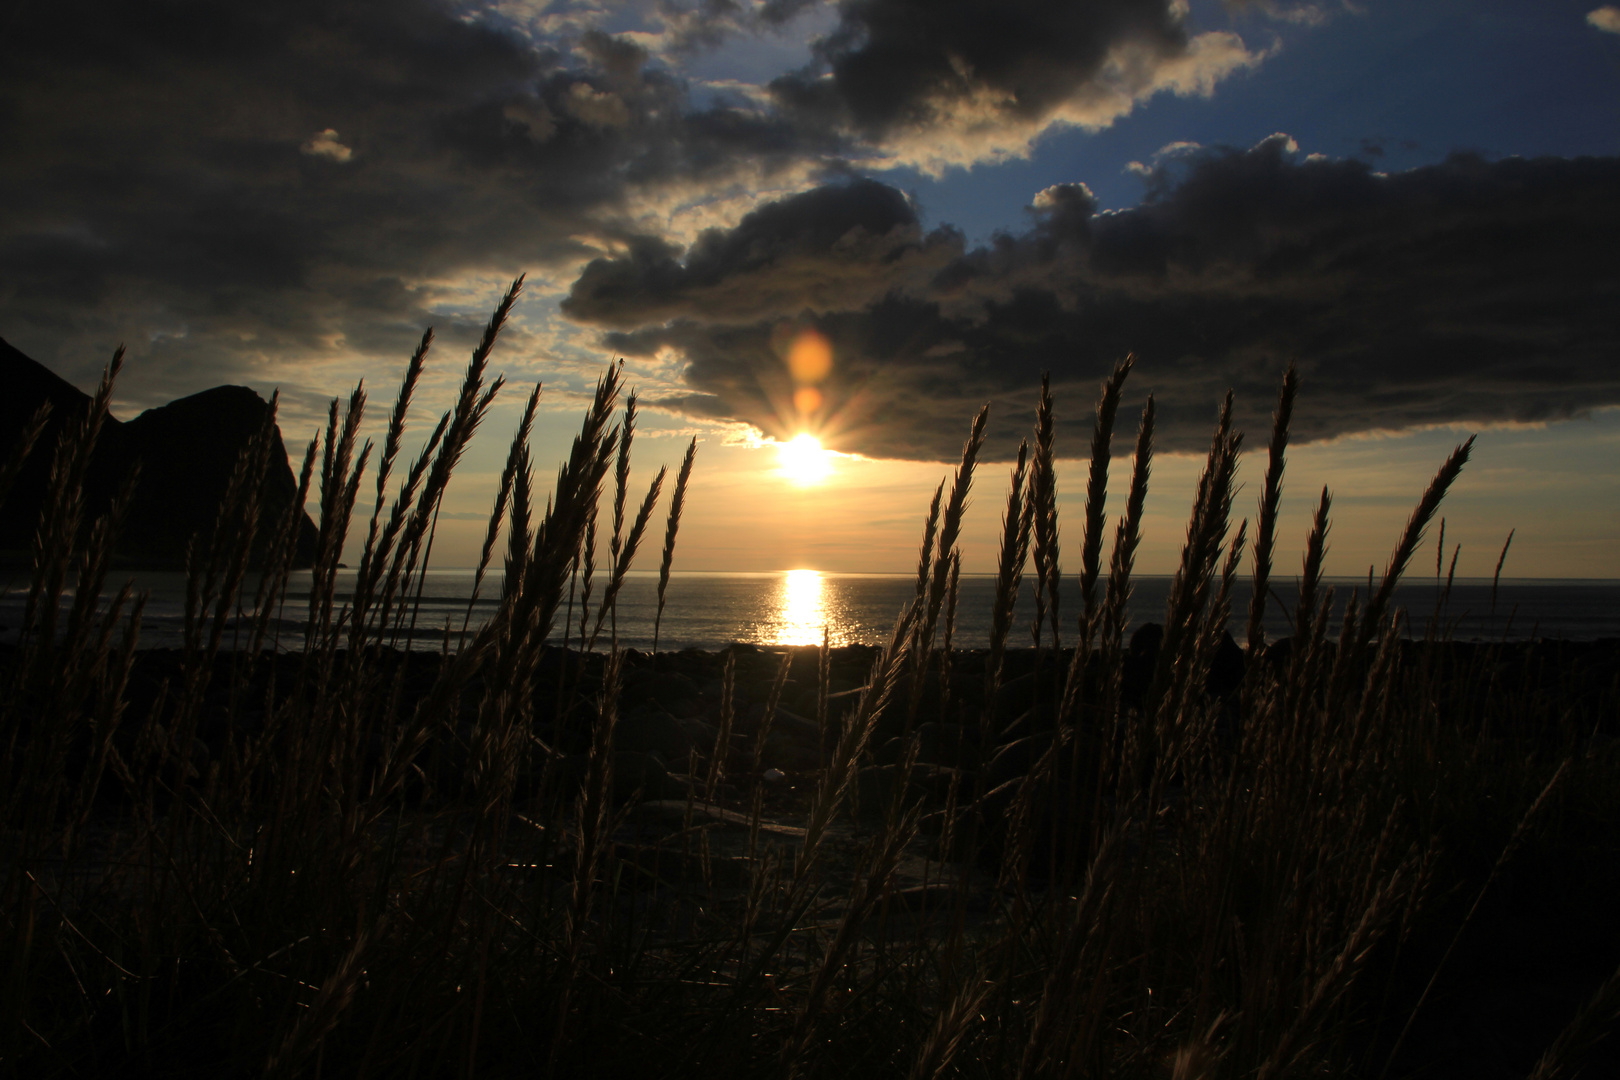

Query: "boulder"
<box><xmin>767</xmin><ymin>706</ymin><xmax>821</xmax><ymax>742</ymax></box>
<box><xmin>854</xmin><ymin>763</ymin><xmax>966</xmax><ymax>818</ymax></box>
<box><xmin>620</xmin><ymin>668</ymin><xmax>703</xmax><ymax>716</ymax></box>
<box><xmin>614</xmin><ymin>704</ymin><xmax>695</xmax><ymax>761</ymax></box>
<box><xmin>983</xmin><ymin>732</ymin><xmax>1052</xmax><ymax>793</ymax></box>
<box><xmin>757</xmin><ymin>727</ymin><xmax>823</xmax><ymax>772</ymax></box>
<box><xmin>874</xmin><ymin>722</ymin><xmax>983</xmax><ymax>769</ymax></box>
<box><xmin>549</xmin><ymin>750</ymin><xmax>688</xmax><ymax>804</ymax></box>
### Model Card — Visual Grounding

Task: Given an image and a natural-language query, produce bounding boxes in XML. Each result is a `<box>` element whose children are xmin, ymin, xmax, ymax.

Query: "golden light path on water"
<box><xmin>777</xmin><ymin>569</ymin><xmax>827</xmax><ymax>646</ymax></box>
<box><xmin>756</xmin><ymin>569</ymin><xmax>858</xmax><ymax>647</ymax></box>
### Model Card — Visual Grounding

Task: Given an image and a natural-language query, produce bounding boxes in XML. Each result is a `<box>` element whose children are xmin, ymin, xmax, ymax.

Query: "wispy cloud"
<box><xmin>1224</xmin><ymin>0</ymin><xmax>1358</xmax><ymax>28</ymax></box>
<box><xmin>299</xmin><ymin>129</ymin><xmax>354</xmax><ymax>162</ymax></box>
<box><xmin>1588</xmin><ymin>6</ymin><xmax>1620</xmax><ymax>33</ymax></box>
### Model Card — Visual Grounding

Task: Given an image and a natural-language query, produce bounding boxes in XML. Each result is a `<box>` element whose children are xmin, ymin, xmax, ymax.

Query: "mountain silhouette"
<box><xmin>0</xmin><ymin>336</ymin><xmax>319</xmax><ymax>569</ymax></box>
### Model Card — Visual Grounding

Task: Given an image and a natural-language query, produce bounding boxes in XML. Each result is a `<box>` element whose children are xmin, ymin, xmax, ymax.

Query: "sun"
<box><xmin>777</xmin><ymin>432</ymin><xmax>833</xmax><ymax>485</ymax></box>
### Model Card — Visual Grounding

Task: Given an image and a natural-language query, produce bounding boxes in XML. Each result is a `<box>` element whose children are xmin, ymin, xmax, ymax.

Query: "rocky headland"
<box><xmin>0</xmin><ymin>336</ymin><xmax>318</xmax><ymax>568</ymax></box>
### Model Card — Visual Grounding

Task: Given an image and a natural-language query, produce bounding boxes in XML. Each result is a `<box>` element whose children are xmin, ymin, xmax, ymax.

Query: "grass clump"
<box><xmin>2</xmin><ymin>286</ymin><xmax>1617</xmax><ymax>1079</ymax></box>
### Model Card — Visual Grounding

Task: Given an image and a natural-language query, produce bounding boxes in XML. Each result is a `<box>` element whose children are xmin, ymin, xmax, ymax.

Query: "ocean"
<box><xmin>4</xmin><ymin>568</ymin><xmax>1617</xmax><ymax>651</ymax></box>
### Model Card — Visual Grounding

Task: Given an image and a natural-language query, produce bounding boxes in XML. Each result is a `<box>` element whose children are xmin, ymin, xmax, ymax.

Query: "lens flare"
<box><xmin>792</xmin><ymin>386</ymin><xmax>823</xmax><ymax>416</ymax></box>
<box><xmin>786</xmin><ymin>329</ymin><xmax>833</xmax><ymax>384</ymax></box>
<box><xmin>777</xmin><ymin>432</ymin><xmax>832</xmax><ymax>484</ymax></box>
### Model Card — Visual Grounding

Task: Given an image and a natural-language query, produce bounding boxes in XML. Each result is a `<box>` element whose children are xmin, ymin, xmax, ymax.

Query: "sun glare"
<box><xmin>777</xmin><ymin>569</ymin><xmax>828</xmax><ymax>646</ymax></box>
<box><xmin>777</xmin><ymin>432</ymin><xmax>832</xmax><ymax>485</ymax></box>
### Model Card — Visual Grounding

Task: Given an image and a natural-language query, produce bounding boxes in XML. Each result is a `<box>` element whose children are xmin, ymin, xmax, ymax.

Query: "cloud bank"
<box><xmin>572</xmin><ymin>138</ymin><xmax>1620</xmax><ymax>459</ymax></box>
<box><xmin>0</xmin><ymin>0</ymin><xmax>840</xmax><ymax>399</ymax></box>
<box><xmin>0</xmin><ymin>0</ymin><xmax>1278</xmax><ymax>405</ymax></box>
<box><xmin>8</xmin><ymin>0</ymin><xmax>1613</xmax><ymax>465</ymax></box>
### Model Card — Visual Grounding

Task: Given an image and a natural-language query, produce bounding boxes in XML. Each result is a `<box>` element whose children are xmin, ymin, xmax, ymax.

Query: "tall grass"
<box><xmin>2</xmin><ymin>292</ymin><xmax>1616</xmax><ymax>1079</ymax></box>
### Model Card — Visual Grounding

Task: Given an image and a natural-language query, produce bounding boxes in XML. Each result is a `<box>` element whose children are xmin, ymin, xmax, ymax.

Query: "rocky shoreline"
<box><xmin>9</xmin><ymin>630</ymin><xmax>1619</xmax><ymax>1079</ymax></box>
<box><xmin>85</xmin><ymin>630</ymin><xmax>1619</xmax><ymax>817</ymax></box>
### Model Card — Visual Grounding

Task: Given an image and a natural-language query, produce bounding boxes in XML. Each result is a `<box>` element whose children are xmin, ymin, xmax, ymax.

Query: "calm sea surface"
<box><xmin>4</xmin><ymin>569</ymin><xmax>1617</xmax><ymax>650</ymax></box>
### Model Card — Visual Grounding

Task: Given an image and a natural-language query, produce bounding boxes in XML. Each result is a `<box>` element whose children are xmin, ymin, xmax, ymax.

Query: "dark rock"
<box><xmin>1261</xmin><ymin>635</ymin><xmax>1295</xmax><ymax>675</ymax></box>
<box><xmin>0</xmin><ymin>336</ymin><xmax>318</xmax><ymax>567</ymax></box>
<box><xmin>854</xmin><ymin>764</ymin><xmax>922</xmax><ymax>818</ymax></box>
<box><xmin>550</xmin><ymin>750</ymin><xmax>688</xmax><ymax>804</ymax></box>
<box><xmin>766</xmin><ymin>706</ymin><xmax>821</xmax><ymax>742</ymax></box>
<box><xmin>612</xmin><ymin>842</ymin><xmax>757</xmax><ymax>891</ymax></box>
<box><xmin>757</xmin><ymin>727</ymin><xmax>822</xmax><ymax>772</ymax></box>
<box><xmin>983</xmin><ymin>732</ymin><xmax>1052</xmax><ymax>792</ymax></box>
<box><xmin>620</xmin><ymin>668</ymin><xmax>703</xmax><ymax>716</ymax></box>
<box><xmin>548</xmin><ymin>696</ymin><xmax>601</xmax><ymax>754</ymax></box>
<box><xmin>614</xmin><ymin>705</ymin><xmax>695</xmax><ymax>762</ymax></box>
<box><xmin>1207</xmin><ymin>630</ymin><xmax>1246</xmax><ymax>698</ymax></box>
<box><xmin>1117</xmin><ymin>623</ymin><xmax>1247</xmax><ymax>707</ymax></box>
<box><xmin>1121</xmin><ymin>622</ymin><xmax>1163</xmax><ymax>709</ymax></box>
<box><xmin>674</xmin><ymin>715</ymin><xmax>718</xmax><ymax>758</ymax></box>
<box><xmin>995</xmin><ymin>670</ymin><xmax>1038</xmax><ymax>719</ymax></box>
<box><xmin>743</xmin><ymin>688</ymin><xmax>807</xmax><ymax>725</ymax></box>
<box><xmin>855</xmin><ymin>763</ymin><xmax>966</xmax><ymax>818</ymax></box>
<box><xmin>0</xmin><ymin>336</ymin><xmax>88</xmax><ymax>434</ymax></box>
<box><xmin>613</xmin><ymin>751</ymin><xmax>690</xmax><ymax>802</ymax></box>
<box><xmin>875</xmin><ymin>721</ymin><xmax>983</xmax><ymax>769</ymax></box>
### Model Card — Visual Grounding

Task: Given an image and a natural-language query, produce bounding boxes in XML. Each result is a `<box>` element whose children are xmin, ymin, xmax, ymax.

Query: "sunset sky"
<box><xmin>3</xmin><ymin>1</ymin><xmax>1617</xmax><ymax>577</ymax></box>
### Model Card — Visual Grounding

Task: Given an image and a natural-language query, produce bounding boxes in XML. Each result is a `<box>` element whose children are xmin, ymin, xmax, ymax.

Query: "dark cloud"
<box><xmin>563</xmin><ymin>179</ymin><xmax>961</xmax><ymax>326</ymax></box>
<box><xmin>656</xmin><ymin>0</ymin><xmax>764</xmax><ymax>53</ymax></box>
<box><xmin>0</xmin><ymin>0</ymin><xmax>1268</xmax><ymax>416</ymax></box>
<box><xmin>777</xmin><ymin>0</ymin><xmax>1181</xmax><ymax>130</ymax></box>
<box><xmin>647</xmin><ymin>0</ymin><xmax>827</xmax><ymax>56</ymax></box>
<box><xmin>574</xmin><ymin>138</ymin><xmax>1620</xmax><ymax>460</ymax></box>
<box><xmin>764</xmin><ymin>0</ymin><xmax>1260</xmax><ymax>165</ymax></box>
<box><xmin>0</xmin><ymin>0</ymin><xmax>841</xmax><ymax>407</ymax></box>
<box><xmin>759</xmin><ymin>0</ymin><xmax>827</xmax><ymax>26</ymax></box>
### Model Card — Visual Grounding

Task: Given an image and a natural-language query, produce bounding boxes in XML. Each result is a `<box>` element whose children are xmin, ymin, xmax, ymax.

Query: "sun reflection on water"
<box><xmin>740</xmin><ymin>570</ymin><xmax>861</xmax><ymax>647</ymax></box>
<box><xmin>777</xmin><ymin>569</ymin><xmax>829</xmax><ymax>646</ymax></box>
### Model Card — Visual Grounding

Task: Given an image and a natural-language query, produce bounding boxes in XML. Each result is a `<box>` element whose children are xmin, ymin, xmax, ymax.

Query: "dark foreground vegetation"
<box><xmin>3</xmin><ymin>281</ymin><xmax>1617</xmax><ymax>1078</ymax></box>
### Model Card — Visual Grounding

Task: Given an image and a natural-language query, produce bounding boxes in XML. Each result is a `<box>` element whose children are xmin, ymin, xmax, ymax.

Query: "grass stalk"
<box><xmin>653</xmin><ymin>436</ymin><xmax>697</xmax><ymax>653</ymax></box>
